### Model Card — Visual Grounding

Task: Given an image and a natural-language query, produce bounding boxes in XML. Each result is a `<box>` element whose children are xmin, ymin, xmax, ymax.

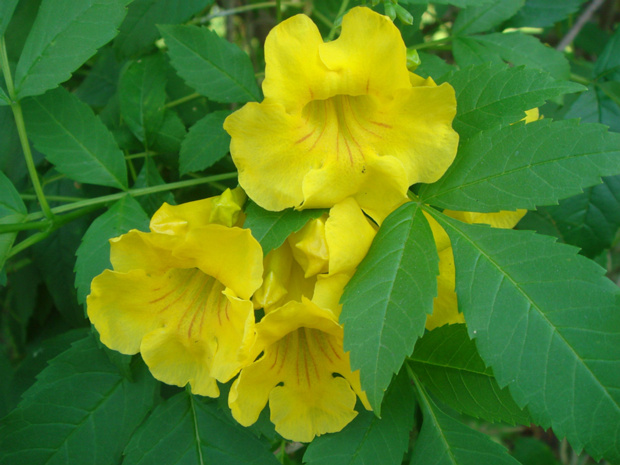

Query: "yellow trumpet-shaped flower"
<box><xmin>233</xmin><ymin>198</ymin><xmax>375</xmax><ymax>441</ymax></box>
<box><xmin>224</xmin><ymin>7</ymin><xmax>459</xmax><ymax>223</ymax></box>
<box><xmin>229</xmin><ymin>298</ymin><xmax>371</xmax><ymax>443</ymax></box>
<box><xmin>87</xmin><ymin>189</ymin><xmax>263</xmax><ymax>397</ymax></box>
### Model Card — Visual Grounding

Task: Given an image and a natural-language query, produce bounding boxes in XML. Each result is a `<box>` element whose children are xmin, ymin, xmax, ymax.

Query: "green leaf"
<box><xmin>508</xmin><ymin>0</ymin><xmax>585</xmax><ymax>28</ymax></box>
<box><xmin>0</xmin><ymin>334</ymin><xmax>158</xmax><ymax>465</ymax></box>
<box><xmin>419</xmin><ymin>119</ymin><xmax>620</xmax><ymax>212</ymax></box>
<box><xmin>159</xmin><ymin>24</ymin><xmax>261</xmax><ymax>103</ymax></box>
<box><xmin>443</xmin><ymin>64</ymin><xmax>584</xmax><ymax>138</ymax></box>
<box><xmin>304</xmin><ymin>368</ymin><xmax>416</xmax><ymax>465</ymax></box>
<box><xmin>33</xmin><ymin>180</ymin><xmax>89</xmax><ymax>326</ymax></box>
<box><xmin>414</xmin><ymin>52</ymin><xmax>455</xmax><ymax>81</ymax></box>
<box><xmin>150</xmin><ymin>110</ymin><xmax>187</xmax><ymax>153</ymax></box>
<box><xmin>0</xmin><ymin>0</ymin><xmax>19</xmax><ymax>38</ymax></box>
<box><xmin>453</xmin><ymin>32</ymin><xmax>569</xmax><ymax>79</ymax></box>
<box><xmin>133</xmin><ymin>156</ymin><xmax>175</xmax><ymax>216</ymax></box>
<box><xmin>511</xmin><ymin>437</ymin><xmax>561</xmax><ymax>465</ymax></box>
<box><xmin>243</xmin><ymin>201</ymin><xmax>326</xmax><ymax>255</ymax></box>
<box><xmin>74</xmin><ymin>47</ymin><xmax>122</xmax><ymax>108</ymax></box>
<box><xmin>14</xmin><ymin>0</ymin><xmax>130</xmax><ymax>99</ymax></box>
<box><xmin>409</xmin><ymin>324</ymin><xmax>531</xmax><ymax>425</ymax></box>
<box><xmin>409</xmin><ymin>373</ymin><xmax>521</xmax><ymax>465</ymax></box>
<box><xmin>114</xmin><ymin>0</ymin><xmax>213</xmax><ymax>58</ymax></box>
<box><xmin>0</xmin><ymin>171</ymin><xmax>27</xmax><ymax>271</ymax></box>
<box><xmin>0</xmin><ymin>87</ymin><xmax>8</xmax><ymax>106</ymax></box>
<box><xmin>119</xmin><ymin>54</ymin><xmax>168</xmax><ymax>147</ymax></box>
<box><xmin>427</xmin><ymin>210</ymin><xmax>620</xmax><ymax>462</ymax></box>
<box><xmin>453</xmin><ymin>0</ymin><xmax>524</xmax><ymax>35</ymax></box>
<box><xmin>22</xmin><ymin>86</ymin><xmax>128</xmax><ymax>189</ymax></box>
<box><xmin>180</xmin><ymin>110</ymin><xmax>231</xmax><ymax>175</ymax></box>
<box><xmin>563</xmin><ymin>86</ymin><xmax>620</xmax><ymax>133</ymax></box>
<box><xmin>523</xmin><ymin>176</ymin><xmax>620</xmax><ymax>258</ymax></box>
<box><xmin>123</xmin><ymin>391</ymin><xmax>279</xmax><ymax>465</ymax></box>
<box><xmin>340</xmin><ymin>202</ymin><xmax>438</xmax><ymax>414</ymax></box>
<box><xmin>74</xmin><ymin>196</ymin><xmax>150</xmax><ymax>305</ymax></box>
<box><xmin>595</xmin><ymin>27</ymin><xmax>620</xmax><ymax>80</ymax></box>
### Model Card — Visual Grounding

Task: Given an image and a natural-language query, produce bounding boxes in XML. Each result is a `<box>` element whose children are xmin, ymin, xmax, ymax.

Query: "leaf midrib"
<box><xmin>439</xmin><ymin>214</ymin><xmax>620</xmax><ymax>417</ymax></box>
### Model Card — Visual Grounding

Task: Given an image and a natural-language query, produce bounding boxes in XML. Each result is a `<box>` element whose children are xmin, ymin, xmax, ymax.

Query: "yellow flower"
<box><xmin>229</xmin><ymin>298</ymin><xmax>371</xmax><ymax>443</ymax></box>
<box><xmin>224</xmin><ymin>7</ymin><xmax>459</xmax><ymax>223</ymax></box>
<box><xmin>87</xmin><ymin>189</ymin><xmax>263</xmax><ymax>397</ymax></box>
<box><xmin>424</xmin><ymin>209</ymin><xmax>527</xmax><ymax>330</ymax></box>
<box><xmin>253</xmin><ymin>197</ymin><xmax>376</xmax><ymax>314</ymax></box>
<box><xmin>232</xmin><ymin>198</ymin><xmax>375</xmax><ymax>441</ymax></box>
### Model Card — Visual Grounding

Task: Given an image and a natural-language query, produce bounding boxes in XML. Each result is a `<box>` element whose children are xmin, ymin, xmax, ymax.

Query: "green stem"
<box><xmin>570</xmin><ymin>72</ymin><xmax>591</xmax><ymax>86</ymax></box>
<box><xmin>411</xmin><ymin>35</ymin><xmax>453</xmax><ymax>51</ymax></box>
<box><xmin>198</xmin><ymin>2</ymin><xmax>299</xmax><ymax>22</ymax></box>
<box><xmin>20</xmin><ymin>194</ymin><xmax>85</xmax><ymax>203</ymax></box>
<box><xmin>7</xmin><ymin>205</ymin><xmax>100</xmax><ymax>258</ymax></box>
<box><xmin>0</xmin><ymin>37</ymin><xmax>54</xmax><ymax>221</ymax></box>
<box><xmin>276</xmin><ymin>0</ymin><xmax>282</xmax><ymax>23</ymax></box>
<box><xmin>312</xmin><ymin>8</ymin><xmax>334</xmax><ymax>28</ymax></box>
<box><xmin>2</xmin><ymin>172</ymin><xmax>238</xmax><ymax>233</ymax></box>
<box><xmin>165</xmin><ymin>92</ymin><xmax>201</xmax><ymax>109</ymax></box>
<box><xmin>125</xmin><ymin>150</ymin><xmax>157</xmax><ymax>160</ymax></box>
<box><xmin>326</xmin><ymin>0</ymin><xmax>350</xmax><ymax>40</ymax></box>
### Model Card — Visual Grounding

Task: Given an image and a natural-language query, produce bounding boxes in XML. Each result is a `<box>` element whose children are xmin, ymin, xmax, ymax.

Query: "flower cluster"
<box><xmin>87</xmin><ymin>7</ymin><xmax>527</xmax><ymax>443</ymax></box>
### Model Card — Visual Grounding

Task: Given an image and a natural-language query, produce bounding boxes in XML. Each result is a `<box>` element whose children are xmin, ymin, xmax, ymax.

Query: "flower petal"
<box><xmin>87</xmin><ymin>269</ymin><xmax>166</xmax><ymax>354</ymax></box>
<box><xmin>262</xmin><ymin>14</ymin><xmax>328</xmax><ymax>112</ymax></box>
<box><xmin>370</xmin><ymin>84</ymin><xmax>459</xmax><ymax>185</ymax></box>
<box><xmin>445</xmin><ymin>209</ymin><xmax>527</xmax><ymax>229</ymax></box>
<box><xmin>288</xmin><ymin>216</ymin><xmax>329</xmax><ymax>278</ymax></box>
<box><xmin>175</xmin><ymin>225</ymin><xmax>263</xmax><ymax>300</ymax></box>
<box><xmin>325</xmin><ymin>197</ymin><xmax>376</xmax><ymax>275</ymax></box>
<box><xmin>140</xmin><ymin>328</ymin><xmax>220</xmax><ymax>397</ymax></box>
<box><xmin>425</xmin><ymin>247</ymin><xmax>463</xmax><ymax>330</ymax></box>
<box><xmin>224</xmin><ymin>101</ymin><xmax>323</xmax><ymax>211</ymax></box>
<box><xmin>318</xmin><ymin>7</ymin><xmax>410</xmax><ymax>98</ymax></box>
<box><xmin>109</xmin><ymin>230</ymin><xmax>191</xmax><ymax>273</ymax></box>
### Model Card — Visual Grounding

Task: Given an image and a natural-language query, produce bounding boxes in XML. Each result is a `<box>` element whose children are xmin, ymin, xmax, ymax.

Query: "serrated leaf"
<box><xmin>159</xmin><ymin>24</ymin><xmax>261</xmax><ymax>103</ymax></box>
<box><xmin>419</xmin><ymin>119</ymin><xmax>620</xmax><ymax>212</ymax></box>
<box><xmin>512</xmin><ymin>437</ymin><xmax>561</xmax><ymax>465</ymax></box>
<box><xmin>243</xmin><ymin>201</ymin><xmax>326</xmax><ymax>254</ymax></box>
<box><xmin>527</xmin><ymin>175</ymin><xmax>620</xmax><ymax>258</ymax></box>
<box><xmin>443</xmin><ymin>64</ymin><xmax>584</xmax><ymax>138</ymax></box>
<box><xmin>0</xmin><ymin>0</ymin><xmax>19</xmax><ymax>38</ymax></box>
<box><xmin>0</xmin><ymin>171</ymin><xmax>27</xmax><ymax>271</ymax></box>
<box><xmin>74</xmin><ymin>196</ymin><xmax>149</xmax><ymax>305</ymax></box>
<box><xmin>0</xmin><ymin>334</ymin><xmax>158</xmax><ymax>465</ymax></box>
<box><xmin>415</xmin><ymin>52</ymin><xmax>455</xmax><ymax>81</ymax></box>
<box><xmin>427</xmin><ymin>209</ymin><xmax>620</xmax><ymax>462</ymax></box>
<box><xmin>453</xmin><ymin>0</ymin><xmax>524</xmax><ymax>35</ymax></box>
<box><xmin>304</xmin><ymin>368</ymin><xmax>416</xmax><ymax>465</ymax></box>
<box><xmin>453</xmin><ymin>32</ymin><xmax>569</xmax><ymax>79</ymax></box>
<box><xmin>14</xmin><ymin>0</ymin><xmax>129</xmax><ymax>99</ymax></box>
<box><xmin>122</xmin><ymin>391</ymin><xmax>279</xmax><ymax>465</ymax></box>
<box><xmin>508</xmin><ymin>0</ymin><xmax>585</xmax><ymax>28</ymax></box>
<box><xmin>22</xmin><ymin>86</ymin><xmax>128</xmax><ymax>189</ymax></box>
<box><xmin>409</xmin><ymin>324</ymin><xmax>531</xmax><ymax>425</ymax></box>
<box><xmin>409</xmin><ymin>374</ymin><xmax>521</xmax><ymax>465</ymax></box>
<box><xmin>180</xmin><ymin>110</ymin><xmax>231</xmax><ymax>175</ymax></box>
<box><xmin>114</xmin><ymin>0</ymin><xmax>213</xmax><ymax>58</ymax></box>
<box><xmin>119</xmin><ymin>54</ymin><xmax>167</xmax><ymax>147</ymax></box>
<box><xmin>340</xmin><ymin>202</ymin><xmax>438</xmax><ymax>414</ymax></box>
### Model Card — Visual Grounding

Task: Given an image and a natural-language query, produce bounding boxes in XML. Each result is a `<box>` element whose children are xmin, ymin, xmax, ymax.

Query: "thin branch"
<box><xmin>556</xmin><ymin>0</ymin><xmax>606</xmax><ymax>51</ymax></box>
